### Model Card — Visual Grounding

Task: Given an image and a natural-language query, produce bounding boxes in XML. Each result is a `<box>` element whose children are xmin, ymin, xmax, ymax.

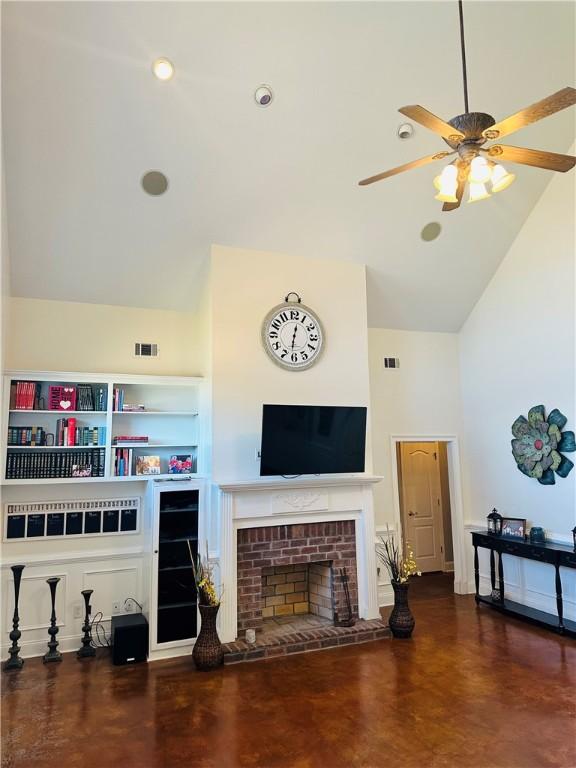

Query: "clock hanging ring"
<box><xmin>261</xmin><ymin>292</ymin><xmax>325</xmax><ymax>371</ymax></box>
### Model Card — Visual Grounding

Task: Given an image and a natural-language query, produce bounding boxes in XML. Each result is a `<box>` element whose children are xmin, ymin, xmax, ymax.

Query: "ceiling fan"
<box><xmin>359</xmin><ymin>0</ymin><xmax>576</xmax><ymax>210</ymax></box>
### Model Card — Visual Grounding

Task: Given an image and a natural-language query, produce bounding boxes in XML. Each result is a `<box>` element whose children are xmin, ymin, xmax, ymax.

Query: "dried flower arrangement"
<box><xmin>187</xmin><ymin>540</ymin><xmax>221</xmax><ymax>607</ymax></box>
<box><xmin>376</xmin><ymin>528</ymin><xmax>421</xmax><ymax>584</ymax></box>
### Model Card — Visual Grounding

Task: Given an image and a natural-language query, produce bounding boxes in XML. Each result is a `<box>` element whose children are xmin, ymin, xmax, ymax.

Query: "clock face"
<box><xmin>262</xmin><ymin>302</ymin><xmax>324</xmax><ymax>370</ymax></box>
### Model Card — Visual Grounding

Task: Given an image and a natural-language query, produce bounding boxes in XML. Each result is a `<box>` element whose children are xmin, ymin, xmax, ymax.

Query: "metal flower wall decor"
<box><xmin>511</xmin><ymin>406</ymin><xmax>575</xmax><ymax>485</ymax></box>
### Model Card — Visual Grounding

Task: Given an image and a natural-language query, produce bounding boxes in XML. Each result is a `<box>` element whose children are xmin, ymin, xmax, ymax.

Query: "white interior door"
<box><xmin>399</xmin><ymin>442</ymin><xmax>444</xmax><ymax>573</ymax></box>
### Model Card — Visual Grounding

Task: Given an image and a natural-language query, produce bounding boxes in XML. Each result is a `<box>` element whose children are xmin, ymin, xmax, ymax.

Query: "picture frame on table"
<box><xmin>501</xmin><ymin>517</ymin><xmax>527</xmax><ymax>540</ymax></box>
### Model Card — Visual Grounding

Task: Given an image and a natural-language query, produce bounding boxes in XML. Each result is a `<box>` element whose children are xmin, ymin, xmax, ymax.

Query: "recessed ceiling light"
<box><xmin>254</xmin><ymin>85</ymin><xmax>273</xmax><ymax>107</ymax></box>
<box><xmin>420</xmin><ymin>222</ymin><xmax>442</xmax><ymax>242</ymax></box>
<box><xmin>152</xmin><ymin>58</ymin><xmax>174</xmax><ymax>81</ymax></box>
<box><xmin>141</xmin><ymin>171</ymin><xmax>169</xmax><ymax>196</ymax></box>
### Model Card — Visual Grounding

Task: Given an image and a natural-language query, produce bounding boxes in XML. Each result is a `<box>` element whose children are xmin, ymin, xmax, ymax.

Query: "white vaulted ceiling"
<box><xmin>2</xmin><ymin>1</ymin><xmax>574</xmax><ymax>330</ymax></box>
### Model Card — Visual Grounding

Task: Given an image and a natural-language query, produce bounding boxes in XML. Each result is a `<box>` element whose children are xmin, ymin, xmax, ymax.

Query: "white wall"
<box><xmin>7</xmin><ymin>297</ymin><xmax>204</xmax><ymax>376</ymax></box>
<box><xmin>368</xmin><ymin>328</ymin><xmax>462</xmax><ymax>528</ymax></box>
<box><xmin>459</xmin><ymin>156</ymin><xmax>575</xmax><ymax>617</ymax></box>
<box><xmin>211</xmin><ymin>245</ymin><xmax>371</xmax><ymax>482</ymax></box>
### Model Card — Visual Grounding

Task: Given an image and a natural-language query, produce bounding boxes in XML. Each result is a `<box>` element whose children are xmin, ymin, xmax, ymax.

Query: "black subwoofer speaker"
<box><xmin>111</xmin><ymin>613</ymin><xmax>148</xmax><ymax>665</ymax></box>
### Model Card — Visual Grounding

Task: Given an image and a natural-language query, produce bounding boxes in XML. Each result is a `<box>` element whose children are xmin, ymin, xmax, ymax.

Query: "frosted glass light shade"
<box><xmin>491</xmin><ymin>163</ymin><xmax>516</xmax><ymax>193</ymax></box>
<box><xmin>468</xmin><ymin>181</ymin><xmax>491</xmax><ymax>203</ymax></box>
<box><xmin>469</xmin><ymin>156</ymin><xmax>491</xmax><ymax>183</ymax></box>
<box><xmin>435</xmin><ymin>187</ymin><xmax>458</xmax><ymax>203</ymax></box>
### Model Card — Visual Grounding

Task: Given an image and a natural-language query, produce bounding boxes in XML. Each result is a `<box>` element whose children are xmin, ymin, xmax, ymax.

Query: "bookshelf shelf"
<box><xmin>114</xmin><ymin>443</ymin><xmax>199</xmax><ymax>448</ymax></box>
<box><xmin>113</xmin><ymin>473</ymin><xmax>197</xmax><ymax>482</ymax></box>
<box><xmin>112</xmin><ymin>411</ymin><xmax>198</xmax><ymax>417</ymax></box>
<box><xmin>7</xmin><ymin>445</ymin><xmax>106</xmax><ymax>450</ymax></box>
<box><xmin>2</xmin><ymin>371</ymin><xmax>206</xmax><ymax>485</ymax></box>
<box><xmin>9</xmin><ymin>410</ymin><xmax>106</xmax><ymax>416</ymax></box>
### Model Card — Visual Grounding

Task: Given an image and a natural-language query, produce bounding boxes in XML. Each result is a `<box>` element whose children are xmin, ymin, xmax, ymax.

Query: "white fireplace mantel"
<box><xmin>216</xmin><ymin>474</ymin><xmax>383</xmax><ymax>493</ymax></box>
<box><xmin>217</xmin><ymin>474</ymin><xmax>383</xmax><ymax>643</ymax></box>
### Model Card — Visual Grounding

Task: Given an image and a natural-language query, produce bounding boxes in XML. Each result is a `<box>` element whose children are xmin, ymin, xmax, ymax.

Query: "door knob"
<box><xmin>408</xmin><ymin>511</ymin><xmax>415</xmax><ymax>517</ymax></box>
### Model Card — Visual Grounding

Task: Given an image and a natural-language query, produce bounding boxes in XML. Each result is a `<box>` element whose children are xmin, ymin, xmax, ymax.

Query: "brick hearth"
<box><xmin>223</xmin><ymin>617</ymin><xmax>390</xmax><ymax>664</ymax></box>
<box><xmin>236</xmin><ymin>521</ymin><xmax>359</xmax><ymax>635</ymax></box>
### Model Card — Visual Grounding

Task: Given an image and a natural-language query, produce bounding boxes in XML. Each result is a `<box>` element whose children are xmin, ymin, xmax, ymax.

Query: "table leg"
<box><xmin>555</xmin><ymin>564</ymin><xmax>564</xmax><ymax>631</ymax></box>
<box><xmin>489</xmin><ymin>549</ymin><xmax>497</xmax><ymax>598</ymax></box>
<box><xmin>474</xmin><ymin>545</ymin><xmax>480</xmax><ymax>603</ymax></box>
<box><xmin>498</xmin><ymin>551</ymin><xmax>505</xmax><ymax>603</ymax></box>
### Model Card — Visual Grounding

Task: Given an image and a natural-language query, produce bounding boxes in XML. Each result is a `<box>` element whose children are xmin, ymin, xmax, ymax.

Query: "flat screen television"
<box><xmin>259</xmin><ymin>404</ymin><xmax>367</xmax><ymax>477</ymax></box>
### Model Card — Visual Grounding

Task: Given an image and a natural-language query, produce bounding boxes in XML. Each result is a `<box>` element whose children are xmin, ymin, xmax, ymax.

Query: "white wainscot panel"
<box><xmin>83</xmin><ymin>566</ymin><xmax>140</xmax><ymax>620</ymax></box>
<box><xmin>1</xmin><ymin>552</ymin><xmax>145</xmax><ymax>659</ymax></box>
<box><xmin>5</xmin><ymin>570</ymin><xmax>68</xmax><ymax>632</ymax></box>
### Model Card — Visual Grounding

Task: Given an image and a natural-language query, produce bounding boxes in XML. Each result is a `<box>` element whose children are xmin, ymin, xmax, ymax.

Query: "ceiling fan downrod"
<box><xmin>458</xmin><ymin>0</ymin><xmax>469</xmax><ymax>114</ymax></box>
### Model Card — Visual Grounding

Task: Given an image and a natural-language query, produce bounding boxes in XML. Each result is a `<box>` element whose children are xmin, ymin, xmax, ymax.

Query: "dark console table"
<box><xmin>471</xmin><ymin>531</ymin><xmax>576</xmax><ymax>637</ymax></box>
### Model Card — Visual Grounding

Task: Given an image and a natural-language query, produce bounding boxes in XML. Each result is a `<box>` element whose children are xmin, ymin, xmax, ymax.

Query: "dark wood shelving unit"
<box><xmin>156</xmin><ymin>488</ymin><xmax>199</xmax><ymax>644</ymax></box>
<box><xmin>471</xmin><ymin>530</ymin><xmax>576</xmax><ymax>638</ymax></box>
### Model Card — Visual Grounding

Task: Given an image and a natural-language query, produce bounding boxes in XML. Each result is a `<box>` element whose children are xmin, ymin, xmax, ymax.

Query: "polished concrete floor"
<box><xmin>2</xmin><ymin>582</ymin><xmax>575</xmax><ymax>768</ymax></box>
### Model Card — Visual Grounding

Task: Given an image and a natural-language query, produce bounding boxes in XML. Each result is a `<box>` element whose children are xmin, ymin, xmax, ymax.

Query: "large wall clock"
<box><xmin>261</xmin><ymin>293</ymin><xmax>324</xmax><ymax>371</ymax></box>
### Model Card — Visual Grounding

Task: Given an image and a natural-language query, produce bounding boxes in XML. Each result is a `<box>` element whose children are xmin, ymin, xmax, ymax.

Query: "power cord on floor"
<box><xmin>90</xmin><ymin>611</ymin><xmax>111</xmax><ymax>648</ymax></box>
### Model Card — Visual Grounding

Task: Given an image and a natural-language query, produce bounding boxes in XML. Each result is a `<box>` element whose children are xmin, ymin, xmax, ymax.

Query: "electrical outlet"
<box><xmin>73</xmin><ymin>603</ymin><xmax>83</xmax><ymax>620</ymax></box>
<box><xmin>112</xmin><ymin>600</ymin><xmax>122</xmax><ymax>615</ymax></box>
<box><xmin>125</xmin><ymin>599</ymin><xmax>133</xmax><ymax>612</ymax></box>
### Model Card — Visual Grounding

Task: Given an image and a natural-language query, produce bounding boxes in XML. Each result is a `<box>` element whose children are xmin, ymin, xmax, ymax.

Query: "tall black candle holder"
<box><xmin>43</xmin><ymin>577</ymin><xmax>62</xmax><ymax>663</ymax></box>
<box><xmin>77</xmin><ymin>589</ymin><xmax>96</xmax><ymax>659</ymax></box>
<box><xmin>4</xmin><ymin>564</ymin><xmax>25</xmax><ymax>671</ymax></box>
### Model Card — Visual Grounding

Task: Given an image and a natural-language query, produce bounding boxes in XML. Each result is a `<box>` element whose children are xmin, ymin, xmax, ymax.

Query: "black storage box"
<box><xmin>111</xmin><ymin>613</ymin><xmax>148</xmax><ymax>665</ymax></box>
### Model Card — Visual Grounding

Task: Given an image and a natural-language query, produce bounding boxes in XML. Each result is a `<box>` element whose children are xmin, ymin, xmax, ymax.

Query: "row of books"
<box><xmin>7</xmin><ymin>426</ymin><xmax>49</xmax><ymax>447</ymax></box>
<box><xmin>55</xmin><ymin>420</ymin><xmax>106</xmax><ymax>447</ymax></box>
<box><xmin>10</xmin><ymin>382</ymin><xmax>107</xmax><ymax>412</ymax></box>
<box><xmin>5</xmin><ymin>449</ymin><xmax>106</xmax><ymax>480</ymax></box>
<box><xmin>112</xmin><ymin>388</ymin><xmax>147</xmax><ymax>412</ymax></box>
<box><xmin>11</xmin><ymin>382</ymin><xmax>40</xmax><ymax>410</ymax></box>
<box><xmin>114</xmin><ymin>448</ymin><xmax>134</xmax><ymax>476</ymax></box>
<box><xmin>7</xmin><ymin>424</ymin><xmax>106</xmax><ymax>447</ymax></box>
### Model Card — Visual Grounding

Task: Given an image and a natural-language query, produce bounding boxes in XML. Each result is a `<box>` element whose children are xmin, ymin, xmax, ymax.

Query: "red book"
<box><xmin>15</xmin><ymin>382</ymin><xmax>22</xmax><ymax>409</ymax></box>
<box><xmin>67</xmin><ymin>418</ymin><xmax>77</xmax><ymax>446</ymax></box>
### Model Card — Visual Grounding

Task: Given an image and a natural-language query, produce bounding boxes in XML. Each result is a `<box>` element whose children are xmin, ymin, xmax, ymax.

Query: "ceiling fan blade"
<box><xmin>398</xmin><ymin>105</ymin><xmax>464</xmax><ymax>141</ymax></box>
<box><xmin>483</xmin><ymin>87</ymin><xmax>576</xmax><ymax>140</ymax></box>
<box><xmin>358</xmin><ymin>152</ymin><xmax>452</xmax><ymax>186</ymax></box>
<box><xmin>486</xmin><ymin>145</ymin><xmax>576</xmax><ymax>172</ymax></box>
<box><xmin>442</xmin><ymin>177</ymin><xmax>466</xmax><ymax>212</ymax></box>
<box><xmin>442</xmin><ymin>163</ymin><xmax>467</xmax><ymax>211</ymax></box>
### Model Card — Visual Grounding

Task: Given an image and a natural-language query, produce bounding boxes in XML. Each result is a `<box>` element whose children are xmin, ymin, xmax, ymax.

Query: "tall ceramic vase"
<box><xmin>388</xmin><ymin>581</ymin><xmax>415</xmax><ymax>639</ymax></box>
<box><xmin>193</xmin><ymin>604</ymin><xmax>223</xmax><ymax>671</ymax></box>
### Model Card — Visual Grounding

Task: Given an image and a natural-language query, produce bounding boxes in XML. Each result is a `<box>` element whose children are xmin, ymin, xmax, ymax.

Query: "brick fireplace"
<box><xmin>236</xmin><ymin>521</ymin><xmax>358</xmax><ymax>635</ymax></box>
<box><xmin>218</xmin><ymin>475</ymin><xmax>383</xmax><ymax>652</ymax></box>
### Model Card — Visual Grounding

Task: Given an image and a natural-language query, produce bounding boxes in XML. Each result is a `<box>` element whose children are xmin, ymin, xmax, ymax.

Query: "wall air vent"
<box><xmin>134</xmin><ymin>343</ymin><xmax>159</xmax><ymax>358</ymax></box>
<box><xmin>384</xmin><ymin>357</ymin><xmax>400</xmax><ymax>369</ymax></box>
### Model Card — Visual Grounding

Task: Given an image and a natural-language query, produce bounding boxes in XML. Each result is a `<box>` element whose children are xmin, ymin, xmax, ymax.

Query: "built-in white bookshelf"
<box><xmin>2</xmin><ymin>371</ymin><xmax>206</xmax><ymax>485</ymax></box>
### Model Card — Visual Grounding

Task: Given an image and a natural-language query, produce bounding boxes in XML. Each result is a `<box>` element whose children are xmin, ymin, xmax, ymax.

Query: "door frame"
<box><xmin>390</xmin><ymin>435</ymin><xmax>467</xmax><ymax>595</ymax></box>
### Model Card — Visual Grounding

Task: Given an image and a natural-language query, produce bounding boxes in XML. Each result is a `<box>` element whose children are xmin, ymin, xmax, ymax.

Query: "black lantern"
<box><xmin>572</xmin><ymin>526</ymin><xmax>576</xmax><ymax>551</ymax></box>
<box><xmin>487</xmin><ymin>508</ymin><xmax>503</xmax><ymax>536</ymax></box>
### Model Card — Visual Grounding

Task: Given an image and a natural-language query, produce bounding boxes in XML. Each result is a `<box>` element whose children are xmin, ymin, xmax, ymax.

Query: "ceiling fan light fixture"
<box><xmin>469</xmin><ymin>156</ymin><xmax>491</xmax><ymax>184</ymax></box>
<box><xmin>435</xmin><ymin>189</ymin><xmax>458</xmax><ymax>203</ymax></box>
<box><xmin>434</xmin><ymin>164</ymin><xmax>458</xmax><ymax>201</ymax></box>
<box><xmin>468</xmin><ymin>181</ymin><xmax>491</xmax><ymax>203</ymax></box>
<box><xmin>491</xmin><ymin>163</ymin><xmax>516</xmax><ymax>193</ymax></box>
